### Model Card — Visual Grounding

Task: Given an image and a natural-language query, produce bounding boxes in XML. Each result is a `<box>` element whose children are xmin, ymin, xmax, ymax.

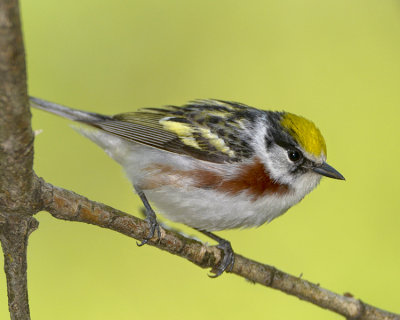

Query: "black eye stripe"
<box><xmin>265</xmin><ymin>137</ymin><xmax>296</xmax><ymax>150</ymax></box>
<box><xmin>276</xmin><ymin>140</ymin><xmax>297</xmax><ymax>150</ymax></box>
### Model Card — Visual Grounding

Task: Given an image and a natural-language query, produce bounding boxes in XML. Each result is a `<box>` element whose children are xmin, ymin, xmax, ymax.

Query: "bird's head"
<box><xmin>262</xmin><ymin>112</ymin><xmax>344</xmax><ymax>193</ymax></box>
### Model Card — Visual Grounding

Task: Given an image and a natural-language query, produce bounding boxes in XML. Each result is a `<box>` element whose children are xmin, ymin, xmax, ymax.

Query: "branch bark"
<box><xmin>0</xmin><ymin>215</ymin><xmax>38</xmax><ymax>320</ymax></box>
<box><xmin>0</xmin><ymin>0</ymin><xmax>40</xmax><ymax>319</ymax></box>
<box><xmin>0</xmin><ymin>0</ymin><xmax>35</xmax><ymax>201</ymax></box>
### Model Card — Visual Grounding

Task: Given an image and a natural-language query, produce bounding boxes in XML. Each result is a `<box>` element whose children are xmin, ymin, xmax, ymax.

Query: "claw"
<box><xmin>137</xmin><ymin>211</ymin><xmax>161</xmax><ymax>246</ymax></box>
<box><xmin>196</xmin><ymin>229</ymin><xmax>236</xmax><ymax>277</ymax></box>
<box><xmin>209</xmin><ymin>239</ymin><xmax>235</xmax><ymax>278</ymax></box>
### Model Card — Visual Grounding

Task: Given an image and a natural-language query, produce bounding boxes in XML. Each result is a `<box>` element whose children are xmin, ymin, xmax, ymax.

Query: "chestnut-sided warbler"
<box><xmin>30</xmin><ymin>97</ymin><xmax>344</xmax><ymax>276</ymax></box>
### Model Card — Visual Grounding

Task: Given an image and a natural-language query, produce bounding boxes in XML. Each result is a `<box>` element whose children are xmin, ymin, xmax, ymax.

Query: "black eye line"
<box><xmin>275</xmin><ymin>140</ymin><xmax>296</xmax><ymax>150</ymax></box>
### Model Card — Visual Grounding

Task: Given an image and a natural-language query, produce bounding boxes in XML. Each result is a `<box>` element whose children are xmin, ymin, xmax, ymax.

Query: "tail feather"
<box><xmin>29</xmin><ymin>97</ymin><xmax>111</xmax><ymax>122</ymax></box>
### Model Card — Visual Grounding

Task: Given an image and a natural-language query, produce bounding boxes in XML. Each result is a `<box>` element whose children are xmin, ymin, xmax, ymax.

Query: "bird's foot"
<box><xmin>209</xmin><ymin>239</ymin><xmax>235</xmax><ymax>278</ymax></box>
<box><xmin>137</xmin><ymin>210</ymin><xmax>161</xmax><ymax>247</ymax></box>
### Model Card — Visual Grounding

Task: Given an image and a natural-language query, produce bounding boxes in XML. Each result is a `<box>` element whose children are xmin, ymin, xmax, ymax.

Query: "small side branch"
<box><xmin>0</xmin><ymin>215</ymin><xmax>38</xmax><ymax>320</ymax></box>
<box><xmin>41</xmin><ymin>181</ymin><xmax>399</xmax><ymax>320</ymax></box>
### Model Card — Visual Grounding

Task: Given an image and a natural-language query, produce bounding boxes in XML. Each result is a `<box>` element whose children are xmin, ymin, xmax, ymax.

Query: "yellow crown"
<box><xmin>280</xmin><ymin>113</ymin><xmax>327</xmax><ymax>157</ymax></box>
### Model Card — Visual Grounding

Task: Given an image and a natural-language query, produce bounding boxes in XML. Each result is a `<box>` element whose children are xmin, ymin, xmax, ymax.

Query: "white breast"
<box><xmin>146</xmin><ymin>186</ymin><xmax>308</xmax><ymax>230</ymax></box>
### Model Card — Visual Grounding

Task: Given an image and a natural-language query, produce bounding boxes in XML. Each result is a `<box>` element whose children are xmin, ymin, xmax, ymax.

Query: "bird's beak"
<box><xmin>312</xmin><ymin>162</ymin><xmax>345</xmax><ymax>180</ymax></box>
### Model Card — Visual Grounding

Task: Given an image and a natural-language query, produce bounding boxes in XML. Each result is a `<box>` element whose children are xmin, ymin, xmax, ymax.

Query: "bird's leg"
<box><xmin>197</xmin><ymin>229</ymin><xmax>235</xmax><ymax>277</ymax></box>
<box><xmin>134</xmin><ymin>186</ymin><xmax>161</xmax><ymax>246</ymax></box>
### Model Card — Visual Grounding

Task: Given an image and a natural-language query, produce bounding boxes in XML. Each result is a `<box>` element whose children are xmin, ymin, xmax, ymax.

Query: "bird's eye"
<box><xmin>288</xmin><ymin>150</ymin><xmax>302</xmax><ymax>162</ymax></box>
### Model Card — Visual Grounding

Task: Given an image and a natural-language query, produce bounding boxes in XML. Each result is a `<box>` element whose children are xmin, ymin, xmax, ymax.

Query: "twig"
<box><xmin>40</xmin><ymin>181</ymin><xmax>400</xmax><ymax>320</ymax></box>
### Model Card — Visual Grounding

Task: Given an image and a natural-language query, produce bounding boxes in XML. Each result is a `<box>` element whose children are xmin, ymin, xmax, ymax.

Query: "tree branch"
<box><xmin>0</xmin><ymin>0</ymin><xmax>37</xmax><ymax>204</ymax></box>
<box><xmin>40</xmin><ymin>181</ymin><xmax>400</xmax><ymax>320</ymax></box>
<box><xmin>0</xmin><ymin>215</ymin><xmax>38</xmax><ymax>320</ymax></box>
<box><xmin>0</xmin><ymin>0</ymin><xmax>40</xmax><ymax>319</ymax></box>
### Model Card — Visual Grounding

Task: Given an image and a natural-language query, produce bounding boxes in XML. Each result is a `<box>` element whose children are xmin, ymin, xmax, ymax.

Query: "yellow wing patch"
<box><xmin>159</xmin><ymin>119</ymin><xmax>193</xmax><ymax>137</ymax></box>
<box><xmin>181</xmin><ymin>137</ymin><xmax>201</xmax><ymax>149</ymax></box>
<box><xmin>281</xmin><ymin>113</ymin><xmax>327</xmax><ymax>157</ymax></box>
<box><xmin>159</xmin><ymin>118</ymin><xmax>235</xmax><ymax>157</ymax></box>
<box><xmin>159</xmin><ymin>119</ymin><xmax>201</xmax><ymax>150</ymax></box>
<box><xmin>198</xmin><ymin>128</ymin><xmax>235</xmax><ymax>157</ymax></box>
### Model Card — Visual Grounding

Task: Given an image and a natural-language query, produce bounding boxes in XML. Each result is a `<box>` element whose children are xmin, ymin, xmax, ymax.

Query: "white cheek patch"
<box><xmin>248</xmin><ymin>119</ymin><xmax>295</xmax><ymax>184</ymax></box>
<box><xmin>266</xmin><ymin>146</ymin><xmax>293</xmax><ymax>183</ymax></box>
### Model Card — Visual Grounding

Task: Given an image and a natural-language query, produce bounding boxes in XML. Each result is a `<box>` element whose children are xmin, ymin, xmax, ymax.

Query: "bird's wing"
<box><xmin>92</xmin><ymin>100</ymin><xmax>257</xmax><ymax>163</ymax></box>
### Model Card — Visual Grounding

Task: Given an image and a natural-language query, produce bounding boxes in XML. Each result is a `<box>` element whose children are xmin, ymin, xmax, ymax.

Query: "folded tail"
<box><xmin>30</xmin><ymin>97</ymin><xmax>111</xmax><ymax>123</ymax></box>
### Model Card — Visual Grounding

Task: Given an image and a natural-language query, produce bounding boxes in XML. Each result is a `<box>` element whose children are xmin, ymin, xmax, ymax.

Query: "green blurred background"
<box><xmin>1</xmin><ymin>0</ymin><xmax>399</xmax><ymax>318</ymax></box>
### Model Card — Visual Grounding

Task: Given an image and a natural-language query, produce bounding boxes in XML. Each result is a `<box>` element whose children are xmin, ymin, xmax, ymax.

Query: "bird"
<box><xmin>30</xmin><ymin>97</ymin><xmax>345</xmax><ymax>277</ymax></box>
